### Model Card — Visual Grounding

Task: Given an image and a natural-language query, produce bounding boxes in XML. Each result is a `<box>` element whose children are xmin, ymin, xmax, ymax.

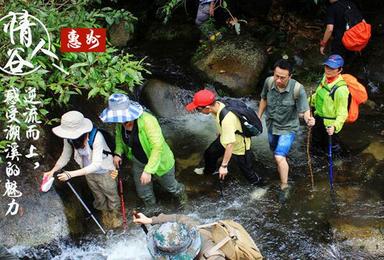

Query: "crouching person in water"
<box><xmin>99</xmin><ymin>94</ymin><xmax>187</xmax><ymax>209</ymax></box>
<box><xmin>43</xmin><ymin>111</ymin><xmax>121</xmax><ymax>228</ymax></box>
<box><xmin>133</xmin><ymin>212</ymin><xmax>263</xmax><ymax>259</ymax></box>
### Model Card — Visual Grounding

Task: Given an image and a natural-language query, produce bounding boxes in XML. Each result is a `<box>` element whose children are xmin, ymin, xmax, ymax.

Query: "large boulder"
<box><xmin>141</xmin><ymin>79</ymin><xmax>191</xmax><ymax>118</ymax></box>
<box><xmin>109</xmin><ymin>20</ymin><xmax>134</xmax><ymax>47</ymax></box>
<box><xmin>192</xmin><ymin>37</ymin><xmax>268</xmax><ymax>97</ymax></box>
<box><xmin>0</xmin><ymin>128</ymin><xmax>71</xmax><ymax>247</ymax></box>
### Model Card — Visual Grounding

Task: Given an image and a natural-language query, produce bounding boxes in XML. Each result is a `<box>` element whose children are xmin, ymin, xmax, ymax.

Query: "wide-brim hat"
<box><xmin>147</xmin><ymin>222</ymin><xmax>202</xmax><ymax>259</ymax></box>
<box><xmin>99</xmin><ymin>93</ymin><xmax>143</xmax><ymax>123</ymax></box>
<box><xmin>52</xmin><ymin>111</ymin><xmax>93</xmax><ymax>139</ymax></box>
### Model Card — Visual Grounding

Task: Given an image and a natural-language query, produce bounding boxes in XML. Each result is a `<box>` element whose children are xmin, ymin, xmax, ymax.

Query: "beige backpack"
<box><xmin>198</xmin><ymin>220</ymin><xmax>263</xmax><ymax>260</ymax></box>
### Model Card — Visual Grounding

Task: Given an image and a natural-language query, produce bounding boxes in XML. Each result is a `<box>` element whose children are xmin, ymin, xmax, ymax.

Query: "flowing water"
<box><xmin>9</xmin><ymin>39</ymin><xmax>384</xmax><ymax>259</ymax></box>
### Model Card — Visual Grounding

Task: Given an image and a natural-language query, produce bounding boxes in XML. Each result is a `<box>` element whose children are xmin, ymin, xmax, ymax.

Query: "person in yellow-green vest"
<box><xmin>310</xmin><ymin>54</ymin><xmax>350</xmax><ymax>156</ymax></box>
<box><xmin>99</xmin><ymin>94</ymin><xmax>187</xmax><ymax>208</ymax></box>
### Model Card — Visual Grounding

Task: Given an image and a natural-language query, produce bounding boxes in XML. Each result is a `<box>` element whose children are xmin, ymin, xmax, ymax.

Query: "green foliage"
<box><xmin>158</xmin><ymin>0</ymin><xmax>184</xmax><ymax>24</ymax></box>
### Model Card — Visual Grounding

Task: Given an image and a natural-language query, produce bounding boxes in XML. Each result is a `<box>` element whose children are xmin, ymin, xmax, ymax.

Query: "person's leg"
<box><xmin>232</xmin><ymin>150</ymin><xmax>261</xmax><ymax>184</ymax></box>
<box><xmin>98</xmin><ymin>172</ymin><xmax>120</xmax><ymax>211</ymax></box>
<box><xmin>85</xmin><ymin>174</ymin><xmax>108</xmax><ymax>210</ymax></box>
<box><xmin>273</xmin><ymin>132</ymin><xmax>295</xmax><ymax>190</ymax></box>
<box><xmin>156</xmin><ymin>166</ymin><xmax>187</xmax><ymax>206</ymax></box>
<box><xmin>312</xmin><ymin>116</ymin><xmax>328</xmax><ymax>154</ymax></box>
<box><xmin>132</xmin><ymin>156</ymin><xmax>156</xmax><ymax>207</ymax></box>
<box><xmin>203</xmin><ymin>137</ymin><xmax>225</xmax><ymax>175</ymax></box>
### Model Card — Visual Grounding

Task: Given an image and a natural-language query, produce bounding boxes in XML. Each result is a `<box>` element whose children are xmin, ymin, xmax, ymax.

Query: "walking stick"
<box><xmin>133</xmin><ymin>210</ymin><xmax>148</xmax><ymax>234</ymax></box>
<box><xmin>327</xmin><ymin>133</ymin><xmax>334</xmax><ymax>191</ymax></box>
<box><xmin>66</xmin><ymin>180</ymin><xmax>107</xmax><ymax>235</ymax></box>
<box><xmin>117</xmin><ymin>169</ymin><xmax>127</xmax><ymax>230</ymax></box>
<box><xmin>307</xmin><ymin>90</ymin><xmax>315</xmax><ymax>189</ymax></box>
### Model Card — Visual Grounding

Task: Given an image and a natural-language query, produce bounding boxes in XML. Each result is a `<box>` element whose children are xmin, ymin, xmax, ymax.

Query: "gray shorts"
<box><xmin>195</xmin><ymin>3</ymin><xmax>211</xmax><ymax>26</ymax></box>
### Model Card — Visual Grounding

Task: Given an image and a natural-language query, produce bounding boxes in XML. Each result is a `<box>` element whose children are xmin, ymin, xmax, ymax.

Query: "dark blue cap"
<box><xmin>323</xmin><ymin>54</ymin><xmax>344</xmax><ymax>69</ymax></box>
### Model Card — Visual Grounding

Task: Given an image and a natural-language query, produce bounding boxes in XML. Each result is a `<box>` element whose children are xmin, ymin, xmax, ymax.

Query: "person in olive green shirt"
<box><xmin>258</xmin><ymin>59</ymin><xmax>315</xmax><ymax>191</ymax></box>
<box><xmin>99</xmin><ymin>93</ymin><xmax>186</xmax><ymax>208</ymax></box>
<box><xmin>309</xmin><ymin>54</ymin><xmax>350</xmax><ymax>156</ymax></box>
<box><xmin>186</xmin><ymin>89</ymin><xmax>261</xmax><ymax>184</ymax></box>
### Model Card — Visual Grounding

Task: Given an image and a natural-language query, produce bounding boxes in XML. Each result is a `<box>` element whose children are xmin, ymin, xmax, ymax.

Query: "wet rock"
<box><xmin>192</xmin><ymin>37</ymin><xmax>268</xmax><ymax>97</ymax></box>
<box><xmin>141</xmin><ymin>79</ymin><xmax>190</xmax><ymax>118</ymax></box>
<box><xmin>362</xmin><ymin>141</ymin><xmax>384</xmax><ymax>161</ymax></box>
<box><xmin>145</xmin><ymin>23</ymin><xmax>199</xmax><ymax>42</ymax></box>
<box><xmin>329</xmin><ymin>217</ymin><xmax>384</xmax><ymax>256</ymax></box>
<box><xmin>109</xmin><ymin>21</ymin><xmax>134</xmax><ymax>47</ymax></box>
<box><xmin>0</xmin><ymin>127</ymin><xmax>71</xmax><ymax>247</ymax></box>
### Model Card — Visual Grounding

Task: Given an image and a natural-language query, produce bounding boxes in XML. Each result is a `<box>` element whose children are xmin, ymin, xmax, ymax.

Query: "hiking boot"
<box><xmin>278</xmin><ymin>185</ymin><xmax>292</xmax><ymax>204</ymax></box>
<box><xmin>194</xmin><ymin>167</ymin><xmax>205</xmax><ymax>175</ymax></box>
<box><xmin>176</xmin><ymin>192</ymin><xmax>188</xmax><ymax>210</ymax></box>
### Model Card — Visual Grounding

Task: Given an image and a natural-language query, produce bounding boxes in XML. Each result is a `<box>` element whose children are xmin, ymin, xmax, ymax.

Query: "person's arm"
<box><xmin>329</xmin><ymin>86</ymin><xmax>349</xmax><ymax>134</ymax></box>
<box><xmin>209</xmin><ymin>1</ymin><xmax>215</xmax><ymax>16</ymax></box>
<box><xmin>43</xmin><ymin>139</ymin><xmax>72</xmax><ymax>178</ymax></box>
<box><xmin>219</xmin><ymin>143</ymin><xmax>233</xmax><ymax>180</ymax></box>
<box><xmin>320</xmin><ymin>24</ymin><xmax>334</xmax><ymax>55</ymax></box>
<box><xmin>258</xmin><ymin>99</ymin><xmax>267</xmax><ymax>118</ymax></box>
<box><xmin>134</xmin><ymin>213</ymin><xmax>197</xmax><ymax>226</ymax></box>
<box><xmin>59</xmin><ymin>132</ymin><xmax>105</xmax><ymax>180</ymax></box>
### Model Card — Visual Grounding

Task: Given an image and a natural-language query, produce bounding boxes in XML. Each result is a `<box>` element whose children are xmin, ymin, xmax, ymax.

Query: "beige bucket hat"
<box><xmin>52</xmin><ymin>111</ymin><xmax>93</xmax><ymax>139</ymax></box>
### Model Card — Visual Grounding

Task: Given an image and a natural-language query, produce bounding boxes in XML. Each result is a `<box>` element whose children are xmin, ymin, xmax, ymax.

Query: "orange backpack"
<box><xmin>342</xmin><ymin>21</ymin><xmax>371</xmax><ymax>51</ymax></box>
<box><xmin>330</xmin><ymin>74</ymin><xmax>368</xmax><ymax>123</ymax></box>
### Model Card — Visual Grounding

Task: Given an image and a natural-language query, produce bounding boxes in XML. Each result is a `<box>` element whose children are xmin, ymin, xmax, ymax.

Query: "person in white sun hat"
<box><xmin>42</xmin><ymin>111</ymin><xmax>121</xmax><ymax>227</ymax></box>
<box><xmin>100</xmin><ymin>93</ymin><xmax>187</xmax><ymax>209</ymax></box>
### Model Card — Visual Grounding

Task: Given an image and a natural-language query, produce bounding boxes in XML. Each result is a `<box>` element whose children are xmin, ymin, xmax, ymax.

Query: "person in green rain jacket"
<box><xmin>310</xmin><ymin>54</ymin><xmax>349</xmax><ymax>155</ymax></box>
<box><xmin>100</xmin><ymin>93</ymin><xmax>186</xmax><ymax>208</ymax></box>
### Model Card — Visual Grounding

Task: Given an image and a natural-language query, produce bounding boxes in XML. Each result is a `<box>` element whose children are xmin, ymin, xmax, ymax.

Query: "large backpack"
<box><xmin>328</xmin><ymin>74</ymin><xmax>368</xmax><ymax>123</ymax></box>
<box><xmin>219</xmin><ymin>98</ymin><xmax>262</xmax><ymax>137</ymax></box>
<box><xmin>338</xmin><ymin>1</ymin><xmax>371</xmax><ymax>51</ymax></box>
<box><xmin>198</xmin><ymin>220</ymin><xmax>263</xmax><ymax>260</ymax></box>
<box><xmin>88</xmin><ymin>127</ymin><xmax>118</xmax><ymax>156</ymax></box>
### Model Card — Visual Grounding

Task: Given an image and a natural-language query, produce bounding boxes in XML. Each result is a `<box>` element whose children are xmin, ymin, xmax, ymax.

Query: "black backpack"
<box><xmin>88</xmin><ymin>127</ymin><xmax>118</xmax><ymax>157</ymax></box>
<box><xmin>219</xmin><ymin>99</ymin><xmax>262</xmax><ymax>137</ymax></box>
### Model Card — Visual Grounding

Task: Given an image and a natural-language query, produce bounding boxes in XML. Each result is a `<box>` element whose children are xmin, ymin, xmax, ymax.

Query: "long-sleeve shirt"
<box><xmin>152</xmin><ymin>214</ymin><xmax>225</xmax><ymax>260</ymax></box>
<box><xmin>54</xmin><ymin>132</ymin><xmax>115</xmax><ymax>175</ymax></box>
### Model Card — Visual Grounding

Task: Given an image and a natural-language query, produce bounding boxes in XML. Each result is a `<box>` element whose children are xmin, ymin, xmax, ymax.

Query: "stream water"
<box><xmin>9</xmin><ymin>38</ymin><xmax>384</xmax><ymax>259</ymax></box>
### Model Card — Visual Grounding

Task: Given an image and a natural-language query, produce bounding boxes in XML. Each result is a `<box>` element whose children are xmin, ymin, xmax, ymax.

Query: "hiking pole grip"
<box><xmin>67</xmin><ymin>181</ymin><xmax>107</xmax><ymax>235</ymax></box>
<box><xmin>133</xmin><ymin>210</ymin><xmax>149</xmax><ymax>234</ymax></box>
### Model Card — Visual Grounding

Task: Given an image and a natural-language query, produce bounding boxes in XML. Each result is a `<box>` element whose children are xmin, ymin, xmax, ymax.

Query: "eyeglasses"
<box><xmin>273</xmin><ymin>74</ymin><xmax>289</xmax><ymax>81</ymax></box>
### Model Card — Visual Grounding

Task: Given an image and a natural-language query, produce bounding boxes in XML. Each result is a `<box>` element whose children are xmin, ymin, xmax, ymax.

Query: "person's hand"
<box><xmin>219</xmin><ymin>166</ymin><xmax>228</xmax><ymax>180</ymax></box>
<box><xmin>113</xmin><ymin>155</ymin><xmax>122</xmax><ymax>169</ymax></box>
<box><xmin>320</xmin><ymin>46</ymin><xmax>326</xmax><ymax>55</ymax></box>
<box><xmin>306</xmin><ymin>116</ymin><xmax>315</xmax><ymax>127</ymax></box>
<box><xmin>133</xmin><ymin>212</ymin><xmax>152</xmax><ymax>225</ymax></box>
<box><xmin>110</xmin><ymin>169</ymin><xmax>118</xmax><ymax>179</ymax></box>
<box><xmin>43</xmin><ymin>170</ymin><xmax>54</xmax><ymax>179</ymax></box>
<box><xmin>140</xmin><ymin>171</ymin><xmax>152</xmax><ymax>185</ymax></box>
<box><xmin>326</xmin><ymin>126</ymin><xmax>335</xmax><ymax>135</ymax></box>
<box><xmin>57</xmin><ymin>171</ymin><xmax>72</xmax><ymax>182</ymax></box>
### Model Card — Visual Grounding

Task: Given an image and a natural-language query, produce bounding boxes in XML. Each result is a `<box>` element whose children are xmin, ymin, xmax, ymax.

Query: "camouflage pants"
<box><xmin>132</xmin><ymin>156</ymin><xmax>184</xmax><ymax>206</ymax></box>
<box><xmin>85</xmin><ymin>172</ymin><xmax>120</xmax><ymax>211</ymax></box>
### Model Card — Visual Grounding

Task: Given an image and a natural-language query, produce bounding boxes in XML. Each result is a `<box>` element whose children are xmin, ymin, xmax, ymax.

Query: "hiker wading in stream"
<box><xmin>42</xmin><ymin>111</ymin><xmax>121</xmax><ymax>228</ymax></box>
<box><xmin>100</xmin><ymin>94</ymin><xmax>187</xmax><ymax>209</ymax></box>
<box><xmin>258</xmin><ymin>59</ymin><xmax>315</xmax><ymax>194</ymax></box>
<box><xmin>186</xmin><ymin>89</ymin><xmax>262</xmax><ymax>185</ymax></box>
<box><xmin>310</xmin><ymin>54</ymin><xmax>349</xmax><ymax>157</ymax></box>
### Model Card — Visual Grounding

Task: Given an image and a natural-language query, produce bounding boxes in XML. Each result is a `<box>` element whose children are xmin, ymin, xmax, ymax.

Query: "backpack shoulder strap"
<box><xmin>293</xmin><ymin>81</ymin><xmax>302</xmax><ymax>100</ymax></box>
<box><xmin>219</xmin><ymin>106</ymin><xmax>230</xmax><ymax>126</ymax></box>
<box><xmin>88</xmin><ymin>127</ymin><xmax>98</xmax><ymax>149</ymax></box>
<box><xmin>266</xmin><ymin>76</ymin><xmax>274</xmax><ymax>92</ymax></box>
<box><xmin>329</xmin><ymin>79</ymin><xmax>348</xmax><ymax>100</ymax></box>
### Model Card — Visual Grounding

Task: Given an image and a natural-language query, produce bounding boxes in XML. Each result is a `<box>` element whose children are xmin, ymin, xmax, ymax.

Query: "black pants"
<box><xmin>311</xmin><ymin>115</ymin><xmax>348</xmax><ymax>156</ymax></box>
<box><xmin>203</xmin><ymin>137</ymin><xmax>261</xmax><ymax>184</ymax></box>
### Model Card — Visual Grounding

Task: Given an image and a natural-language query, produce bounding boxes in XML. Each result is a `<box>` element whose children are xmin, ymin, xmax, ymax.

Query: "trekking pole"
<box><xmin>133</xmin><ymin>210</ymin><xmax>148</xmax><ymax>234</ymax></box>
<box><xmin>117</xmin><ymin>169</ymin><xmax>128</xmax><ymax>230</ymax></box>
<box><xmin>307</xmin><ymin>90</ymin><xmax>315</xmax><ymax>189</ymax></box>
<box><xmin>327</xmin><ymin>132</ymin><xmax>334</xmax><ymax>191</ymax></box>
<box><xmin>213</xmin><ymin>170</ymin><xmax>224</xmax><ymax>198</ymax></box>
<box><xmin>66</xmin><ymin>180</ymin><xmax>107</xmax><ymax>235</ymax></box>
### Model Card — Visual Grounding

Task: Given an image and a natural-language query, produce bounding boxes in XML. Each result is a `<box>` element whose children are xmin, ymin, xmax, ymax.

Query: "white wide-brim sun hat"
<box><xmin>52</xmin><ymin>111</ymin><xmax>93</xmax><ymax>139</ymax></box>
<box><xmin>99</xmin><ymin>93</ymin><xmax>143</xmax><ymax>123</ymax></box>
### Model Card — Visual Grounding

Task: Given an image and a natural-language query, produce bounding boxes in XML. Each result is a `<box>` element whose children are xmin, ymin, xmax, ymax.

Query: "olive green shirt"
<box><xmin>261</xmin><ymin>76</ymin><xmax>309</xmax><ymax>135</ymax></box>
